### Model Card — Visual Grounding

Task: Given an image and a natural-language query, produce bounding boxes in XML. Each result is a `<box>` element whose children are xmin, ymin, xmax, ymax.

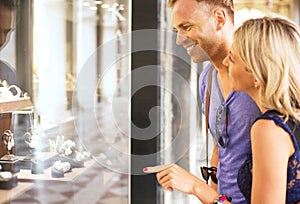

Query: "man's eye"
<box><xmin>182</xmin><ymin>25</ymin><xmax>192</xmax><ymax>31</ymax></box>
<box><xmin>173</xmin><ymin>28</ymin><xmax>178</xmax><ymax>33</ymax></box>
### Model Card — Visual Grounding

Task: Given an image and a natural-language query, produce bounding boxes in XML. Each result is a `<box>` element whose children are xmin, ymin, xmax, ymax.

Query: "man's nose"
<box><xmin>176</xmin><ymin>30</ymin><xmax>187</xmax><ymax>45</ymax></box>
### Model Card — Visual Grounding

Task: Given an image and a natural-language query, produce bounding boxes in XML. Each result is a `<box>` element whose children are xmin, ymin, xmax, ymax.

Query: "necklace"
<box><xmin>217</xmin><ymin>74</ymin><xmax>229</xmax><ymax>100</ymax></box>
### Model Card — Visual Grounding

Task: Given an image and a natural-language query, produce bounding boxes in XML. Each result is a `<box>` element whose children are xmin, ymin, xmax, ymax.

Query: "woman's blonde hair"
<box><xmin>233</xmin><ymin>16</ymin><xmax>300</xmax><ymax>121</ymax></box>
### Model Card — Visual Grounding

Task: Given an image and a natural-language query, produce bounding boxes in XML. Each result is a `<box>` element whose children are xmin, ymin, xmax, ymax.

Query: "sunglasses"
<box><xmin>200</xmin><ymin>166</ymin><xmax>218</xmax><ymax>184</ymax></box>
<box><xmin>215</xmin><ymin>103</ymin><xmax>229</xmax><ymax>148</ymax></box>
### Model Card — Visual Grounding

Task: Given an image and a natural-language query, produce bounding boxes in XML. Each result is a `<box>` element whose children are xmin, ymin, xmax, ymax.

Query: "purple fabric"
<box><xmin>199</xmin><ymin>64</ymin><xmax>261</xmax><ymax>204</ymax></box>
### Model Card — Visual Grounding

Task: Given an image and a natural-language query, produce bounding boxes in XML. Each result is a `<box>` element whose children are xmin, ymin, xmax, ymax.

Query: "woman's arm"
<box><xmin>156</xmin><ymin>164</ymin><xmax>219</xmax><ymax>203</ymax></box>
<box><xmin>250</xmin><ymin>119</ymin><xmax>294</xmax><ymax>204</ymax></box>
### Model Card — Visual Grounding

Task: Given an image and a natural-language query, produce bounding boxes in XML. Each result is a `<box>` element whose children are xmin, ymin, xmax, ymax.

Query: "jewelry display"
<box><xmin>0</xmin><ymin>171</ymin><xmax>17</xmax><ymax>190</ymax></box>
<box><xmin>24</xmin><ymin>118</ymin><xmax>47</xmax><ymax>156</ymax></box>
<box><xmin>1</xmin><ymin>130</ymin><xmax>16</xmax><ymax>161</ymax></box>
<box><xmin>0</xmin><ymin>130</ymin><xmax>20</xmax><ymax>173</ymax></box>
<box><xmin>49</xmin><ymin>136</ymin><xmax>91</xmax><ymax>169</ymax></box>
<box><xmin>51</xmin><ymin>160</ymin><xmax>72</xmax><ymax>178</ymax></box>
<box><xmin>15</xmin><ymin>113</ymin><xmax>58</xmax><ymax>173</ymax></box>
<box><xmin>0</xmin><ymin>171</ymin><xmax>12</xmax><ymax>179</ymax></box>
<box><xmin>0</xmin><ymin>81</ymin><xmax>32</xmax><ymax>189</ymax></box>
<box><xmin>0</xmin><ymin>80</ymin><xmax>29</xmax><ymax>102</ymax></box>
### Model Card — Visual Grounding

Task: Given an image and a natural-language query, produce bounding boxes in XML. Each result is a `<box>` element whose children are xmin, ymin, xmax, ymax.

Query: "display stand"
<box><xmin>0</xmin><ymin>98</ymin><xmax>33</xmax><ymax>158</ymax></box>
<box><xmin>17</xmin><ymin>159</ymin><xmax>94</xmax><ymax>182</ymax></box>
<box><xmin>0</xmin><ymin>98</ymin><xmax>33</xmax><ymax>187</ymax></box>
<box><xmin>14</xmin><ymin>159</ymin><xmax>117</xmax><ymax>203</ymax></box>
<box><xmin>0</xmin><ymin>113</ymin><xmax>13</xmax><ymax>158</ymax></box>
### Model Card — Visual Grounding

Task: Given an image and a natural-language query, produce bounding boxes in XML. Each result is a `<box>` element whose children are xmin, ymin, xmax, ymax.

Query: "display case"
<box><xmin>1</xmin><ymin>0</ymin><xmax>131</xmax><ymax>203</ymax></box>
<box><xmin>0</xmin><ymin>98</ymin><xmax>33</xmax><ymax>158</ymax></box>
<box><xmin>0</xmin><ymin>95</ymin><xmax>33</xmax><ymax>194</ymax></box>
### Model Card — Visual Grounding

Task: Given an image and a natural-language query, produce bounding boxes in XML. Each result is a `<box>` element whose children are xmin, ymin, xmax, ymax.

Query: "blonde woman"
<box><xmin>222</xmin><ymin>16</ymin><xmax>300</xmax><ymax>204</ymax></box>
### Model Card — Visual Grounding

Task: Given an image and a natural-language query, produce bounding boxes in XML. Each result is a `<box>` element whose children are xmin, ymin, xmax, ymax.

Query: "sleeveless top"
<box><xmin>237</xmin><ymin>110</ymin><xmax>300</xmax><ymax>203</ymax></box>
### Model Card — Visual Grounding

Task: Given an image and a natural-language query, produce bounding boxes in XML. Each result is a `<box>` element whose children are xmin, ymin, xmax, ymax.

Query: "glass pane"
<box><xmin>158</xmin><ymin>2</ymin><xmax>208</xmax><ymax>203</ymax></box>
<box><xmin>34</xmin><ymin>0</ymin><xmax>130</xmax><ymax>203</ymax></box>
<box><xmin>0</xmin><ymin>0</ymin><xmax>130</xmax><ymax>203</ymax></box>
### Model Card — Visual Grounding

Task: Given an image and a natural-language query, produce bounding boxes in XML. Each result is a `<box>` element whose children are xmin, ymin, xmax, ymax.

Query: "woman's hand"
<box><xmin>156</xmin><ymin>164</ymin><xmax>199</xmax><ymax>193</ymax></box>
<box><xmin>155</xmin><ymin>164</ymin><xmax>219</xmax><ymax>203</ymax></box>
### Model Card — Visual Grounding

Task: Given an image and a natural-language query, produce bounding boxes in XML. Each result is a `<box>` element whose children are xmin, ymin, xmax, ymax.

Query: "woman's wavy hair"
<box><xmin>233</xmin><ymin>16</ymin><xmax>300</xmax><ymax>121</ymax></box>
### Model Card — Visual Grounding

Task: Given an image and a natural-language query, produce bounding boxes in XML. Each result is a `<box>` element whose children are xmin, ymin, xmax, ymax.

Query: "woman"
<box><xmin>152</xmin><ymin>17</ymin><xmax>300</xmax><ymax>204</ymax></box>
<box><xmin>223</xmin><ymin>16</ymin><xmax>300</xmax><ymax>203</ymax></box>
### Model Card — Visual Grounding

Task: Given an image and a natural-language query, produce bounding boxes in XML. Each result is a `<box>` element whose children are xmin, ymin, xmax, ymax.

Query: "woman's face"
<box><xmin>223</xmin><ymin>45</ymin><xmax>256</xmax><ymax>93</ymax></box>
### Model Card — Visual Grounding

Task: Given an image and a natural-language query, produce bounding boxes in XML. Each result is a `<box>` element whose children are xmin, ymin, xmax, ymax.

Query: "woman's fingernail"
<box><xmin>143</xmin><ymin>167</ymin><xmax>147</xmax><ymax>172</ymax></box>
<box><xmin>167</xmin><ymin>187</ymin><xmax>173</xmax><ymax>192</ymax></box>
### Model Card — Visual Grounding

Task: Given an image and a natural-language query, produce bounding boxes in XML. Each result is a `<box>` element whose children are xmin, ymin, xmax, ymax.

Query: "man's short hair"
<box><xmin>0</xmin><ymin>0</ymin><xmax>20</xmax><ymax>10</ymax></box>
<box><xmin>168</xmin><ymin>0</ymin><xmax>234</xmax><ymax>18</ymax></box>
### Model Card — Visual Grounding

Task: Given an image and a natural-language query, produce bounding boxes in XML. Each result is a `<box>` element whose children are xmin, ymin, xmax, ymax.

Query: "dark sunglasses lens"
<box><xmin>201</xmin><ymin>167</ymin><xmax>218</xmax><ymax>184</ymax></box>
<box><xmin>210</xmin><ymin>170</ymin><xmax>218</xmax><ymax>184</ymax></box>
<box><xmin>201</xmin><ymin>167</ymin><xmax>209</xmax><ymax>181</ymax></box>
<box><xmin>216</xmin><ymin>104</ymin><xmax>228</xmax><ymax>148</ymax></box>
<box><xmin>218</xmin><ymin>137</ymin><xmax>225</xmax><ymax>147</ymax></box>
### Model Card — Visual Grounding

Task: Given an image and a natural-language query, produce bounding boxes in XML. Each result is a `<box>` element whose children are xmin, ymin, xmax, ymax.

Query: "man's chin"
<box><xmin>191</xmin><ymin>56</ymin><xmax>210</xmax><ymax>63</ymax></box>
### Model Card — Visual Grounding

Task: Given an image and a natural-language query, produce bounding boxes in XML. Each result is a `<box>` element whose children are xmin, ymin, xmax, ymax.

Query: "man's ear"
<box><xmin>214</xmin><ymin>9</ymin><xmax>226</xmax><ymax>31</ymax></box>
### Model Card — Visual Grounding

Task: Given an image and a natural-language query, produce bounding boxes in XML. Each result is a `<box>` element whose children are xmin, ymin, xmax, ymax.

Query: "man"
<box><xmin>0</xmin><ymin>0</ymin><xmax>19</xmax><ymax>85</ymax></box>
<box><xmin>153</xmin><ymin>0</ymin><xmax>261</xmax><ymax>203</ymax></box>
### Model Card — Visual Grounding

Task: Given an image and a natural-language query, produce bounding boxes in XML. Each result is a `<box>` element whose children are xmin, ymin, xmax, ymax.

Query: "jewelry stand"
<box><xmin>0</xmin><ymin>157</ymin><xmax>20</xmax><ymax>174</ymax></box>
<box><xmin>0</xmin><ymin>130</ymin><xmax>20</xmax><ymax>174</ymax></box>
<box><xmin>21</xmin><ymin>118</ymin><xmax>59</xmax><ymax>174</ymax></box>
<box><xmin>0</xmin><ymin>171</ymin><xmax>18</xmax><ymax>190</ymax></box>
<box><xmin>0</xmin><ymin>84</ymin><xmax>33</xmax><ymax>189</ymax></box>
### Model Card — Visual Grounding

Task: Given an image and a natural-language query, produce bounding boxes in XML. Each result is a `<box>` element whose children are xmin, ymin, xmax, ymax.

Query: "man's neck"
<box><xmin>211</xmin><ymin>59</ymin><xmax>229</xmax><ymax>76</ymax></box>
<box><xmin>209</xmin><ymin>44</ymin><xmax>230</xmax><ymax>74</ymax></box>
<box><xmin>212</xmin><ymin>57</ymin><xmax>232</xmax><ymax>100</ymax></box>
